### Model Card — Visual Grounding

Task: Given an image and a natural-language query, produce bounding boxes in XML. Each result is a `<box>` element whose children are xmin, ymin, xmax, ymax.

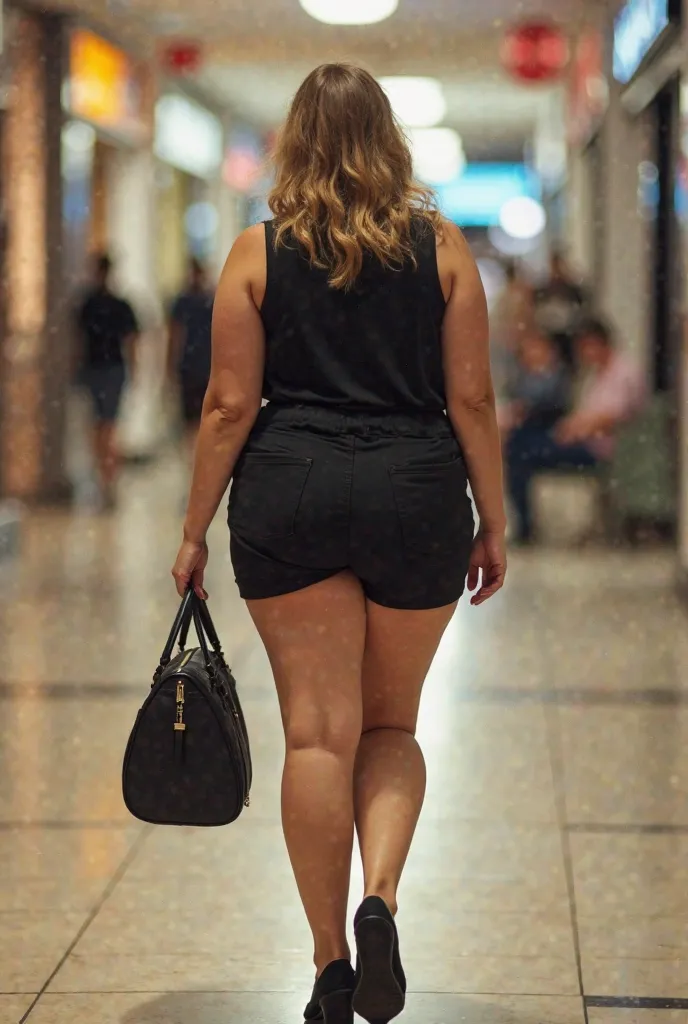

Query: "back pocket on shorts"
<box><xmin>389</xmin><ymin>456</ymin><xmax>472</xmax><ymax>555</ymax></box>
<box><xmin>230</xmin><ymin>452</ymin><xmax>313</xmax><ymax>540</ymax></box>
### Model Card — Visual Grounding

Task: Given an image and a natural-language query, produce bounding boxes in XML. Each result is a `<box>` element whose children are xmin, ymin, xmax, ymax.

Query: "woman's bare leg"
<box><xmin>93</xmin><ymin>422</ymin><xmax>119</xmax><ymax>504</ymax></box>
<box><xmin>247</xmin><ymin>571</ymin><xmax>367</xmax><ymax>973</ymax></box>
<box><xmin>354</xmin><ymin>600</ymin><xmax>457</xmax><ymax>914</ymax></box>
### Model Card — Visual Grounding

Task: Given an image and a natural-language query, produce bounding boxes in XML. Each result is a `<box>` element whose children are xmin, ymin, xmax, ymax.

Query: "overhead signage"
<box><xmin>500</xmin><ymin>20</ymin><xmax>569</xmax><ymax>85</ymax></box>
<box><xmin>154</xmin><ymin>93</ymin><xmax>223</xmax><ymax>179</ymax></box>
<box><xmin>567</xmin><ymin>29</ymin><xmax>608</xmax><ymax>147</ymax></box>
<box><xmin>161</xmin><ymin>40</ymin><xmax>204</xmax><ymax>76</ymax></box>
<box><xmin>435</xmin><ymin>164</ymin><xmax>541</xmax><ymax>228</ymax></box>
<box><xmin>613</xmin><ymin>0</ymin><xmax>680</xmax><ymax>84</ymax></box>
<box><xmin>68</xmin><ymin>30</ymin><xmax>144</xmax><ymax>140</ymax></box>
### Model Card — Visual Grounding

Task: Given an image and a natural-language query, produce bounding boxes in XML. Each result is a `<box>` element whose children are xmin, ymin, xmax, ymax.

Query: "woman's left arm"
<box><xmin>172</xmin><ymin>226</ymin><xmax>266</xmax><ymax>597</ymax></box>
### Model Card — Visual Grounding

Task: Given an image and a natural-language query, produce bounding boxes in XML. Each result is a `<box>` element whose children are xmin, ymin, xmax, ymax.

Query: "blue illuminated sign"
<box><xmin>613</xmin><ymin>0</ymin><xmax>677</xmax><ymax>84</ymax></box>
<box><xmin>435</xmin><ymin>165</ymin><xmax>541</xmax><ymax>228</ymax></box>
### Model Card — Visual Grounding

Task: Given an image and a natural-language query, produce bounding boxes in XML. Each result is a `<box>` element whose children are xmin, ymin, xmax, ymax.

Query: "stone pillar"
<box><xmin>214</xmin><ymin>182</ymin><xmax>242</xmax><ymax>274</ymax></box>
<box><xmin>104</xmin><ymin>65</ymin><xmax>166</xmax><ymax>460</ymax></box>
<box><xmin>108</xmin><ymin>144</ymin><xmax>169</xmax><ymax>459</ymax></box>
<box><xmin>599</xmin><ymin>78</ymin><xmax>654</xmax><ymax>365</ymax></box>
<box><xmin>42</xmin><ymin>15</ymin><xmax>72</xmax><ymax>501</ymax></box>
<box><xmin>565</xmin><ymin>146</ymin><xmax>595</xmax><ymax>281</ymax></box>
<box><xmin>1</xmin><ymin>11</ymin><xmax>68</xmax><ymax>501</ymax></box>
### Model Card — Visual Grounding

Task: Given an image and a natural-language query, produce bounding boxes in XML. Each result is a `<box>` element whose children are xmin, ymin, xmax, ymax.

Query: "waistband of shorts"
<box><xmin>256</xmin><ymin>402</ymin><xmax>453</xmax><ymax>439</ymax></box>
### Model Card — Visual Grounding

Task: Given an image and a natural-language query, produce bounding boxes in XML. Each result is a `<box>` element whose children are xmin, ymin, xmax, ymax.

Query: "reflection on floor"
<box><xmin>2</xmin><ymin>458</ymin><xmax>687</xmax><ymax>1024</ymax></box>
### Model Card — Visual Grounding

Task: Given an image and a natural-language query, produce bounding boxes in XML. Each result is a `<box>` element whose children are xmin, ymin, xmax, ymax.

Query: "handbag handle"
<box><xmin>155</xmin><ymin>589</ymin><xmax>194</xmax><ymax>682</ymax></box>
<box><xmin>154</xmin><ymin>590</ymin><xmax>228</xmax><ymax>686</ymax></box>
<box><xmin>178</xmin><ymin>600</ymin><xmax>194</xmax><ymax>653</ymax></box>
<box><xmin>178</xmin><ymin>594</ymin><xmax>224</xmax><ymax>659</ymax></box>
<box><xmin>191</xmin><ymin>598</ymin><xmax>232</xmax><ymax>685</ymax></box>
<box><xmin>194</xmin><ymin>598</ymin><xmax>224</xmax><ymax>658</ymax></box>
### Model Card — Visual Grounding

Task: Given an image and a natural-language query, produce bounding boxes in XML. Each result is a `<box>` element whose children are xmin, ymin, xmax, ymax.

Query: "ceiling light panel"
<box><xmin>409</xmin><ymin>127</ymin><xmax>465</xmax><ymax>186</ymax></box>
<box><xmin>379</xmin><ymin>77</ymin><xmax>447</xmax><ymax>128</ymax></box>
<box><xmin>299</xmin><ymin>0</ymin><xmax>398</xmax><ymax>25</ymax></box>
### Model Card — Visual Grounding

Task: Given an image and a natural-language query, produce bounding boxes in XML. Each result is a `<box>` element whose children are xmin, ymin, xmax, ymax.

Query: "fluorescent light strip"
<box><xmin>299</xmin><ymin>0</ymin><xmax>398</xmax><ymax>25</ymax></box>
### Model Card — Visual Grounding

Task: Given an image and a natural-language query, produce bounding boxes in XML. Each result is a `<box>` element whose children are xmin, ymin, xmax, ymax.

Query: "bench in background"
<box><xmin>531</xmin><ymin>394</ymin><xmax>676</xmax><ymax>545</ymax></box>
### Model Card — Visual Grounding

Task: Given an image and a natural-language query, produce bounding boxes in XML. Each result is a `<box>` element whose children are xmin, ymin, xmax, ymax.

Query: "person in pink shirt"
<box><xmin>505</xmin><ymin>318</ymin><xmax>646</xmax><ymax>543</ymax></box>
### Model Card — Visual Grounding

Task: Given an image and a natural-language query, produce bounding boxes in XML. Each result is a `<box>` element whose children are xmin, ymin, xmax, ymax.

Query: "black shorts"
<box><xmin>179</xmin><ymin>377</ymin><xmax>208</xmax><ymax>425</ymax></box>
<box><xmin>229</xmin><ymin>405</ymin><xmax>475</xmax><ymax>610</ymax></box>
<box><xmin>82</xmin><ymin>364</ymin><xmax>126</xmax><ymax>424</ymax></box>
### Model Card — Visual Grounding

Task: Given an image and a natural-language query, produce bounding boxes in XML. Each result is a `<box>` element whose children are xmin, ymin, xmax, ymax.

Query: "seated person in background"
<box><xmin>490</xmin><ymin>259</ymin><xmax>534</xmax><ymax>398</ymax></box>
<box><xmin>506</xmin><ymin>317</ymin><xmax>646</xmax><ymax>544</ymax></box>
<box><xmin>533</xmin><ymin>250</ymin><xmax>589</xmax><ymax>369</ymax></box>
<box><xmin>498</xmin><ymin>328</ymin><xmax>571</xmax><ymax>437</ymax></box>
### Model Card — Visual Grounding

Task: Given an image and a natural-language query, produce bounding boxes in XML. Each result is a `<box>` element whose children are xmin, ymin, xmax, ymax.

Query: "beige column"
<box><xmin>565</xmin><ymin>146</ymin><xmax>595</xmax><ymax>281</ymax></box>
<box><xmin>2</xmin><ymin>13</ymin><xmax>47</xmax><ymax>499</ymax></box>
<box><xmin>598</xmin><ymin>78</ymin><xmax>654</xmax><ymax>364</ymax></box>
<box><xmin>214</xmin><ymin>181</ymin><xmax>242</xmax><ymax>274</ymax></box>
<box><xmin>1</xmin><ymin>11</ymin><xmax>69</xmax><ymax>501</ymax></box>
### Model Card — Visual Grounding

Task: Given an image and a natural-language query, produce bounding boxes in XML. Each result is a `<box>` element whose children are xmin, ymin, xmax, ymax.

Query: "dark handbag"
<box><xmin>122</xmin><ymin>591</ymin><xmax>252</xmax><ymax>826</ymax></box>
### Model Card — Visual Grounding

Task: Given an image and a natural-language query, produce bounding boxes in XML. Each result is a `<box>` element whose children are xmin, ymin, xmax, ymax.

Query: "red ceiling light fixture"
<box><xmin>160</xmin><ymin>40</ymin><xmax>204</xmax><ymax>76</ymax></box>
<box><xmin>501</xmin><ymin>21</ymin><xmax>570</xmax><ymax>84</ymax></box>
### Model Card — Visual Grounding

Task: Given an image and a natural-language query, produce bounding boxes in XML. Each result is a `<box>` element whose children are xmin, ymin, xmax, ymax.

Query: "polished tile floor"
<box><xmin>2</xmin><ymin>458</ymin><xmax>687</xmax><ymax>1024</ymax></box>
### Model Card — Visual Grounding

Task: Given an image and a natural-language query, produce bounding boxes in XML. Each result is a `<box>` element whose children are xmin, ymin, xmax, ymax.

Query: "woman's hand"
<box><xmin>467</xmin><ymin>529</ymin><xmax>507</xmax><ymax>606</ymax></box>
<box><xmin>555</xmin><ymin>412</ymin><xmax>594</xmax><ymax>445</ymax></box>
<box><xmin>497</xmin><ymin>401</ymin><xmax>522</xmax><ymax>434</ymax></box>
<box><xmin>172</xmin><ymin>539</ymin><xmax>209</xmax><ymax>599</ymax></box>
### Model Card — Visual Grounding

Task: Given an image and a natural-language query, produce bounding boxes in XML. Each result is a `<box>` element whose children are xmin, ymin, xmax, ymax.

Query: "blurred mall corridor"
<box><xmin>1</xmin><ymin>462</ymin><xmax>687</xmax><ymax>1024</ymax></box>
<box><xmin>0</xmin><ymin>0</ymin><xmax>687</xmax><ymax>1021</ymax></box>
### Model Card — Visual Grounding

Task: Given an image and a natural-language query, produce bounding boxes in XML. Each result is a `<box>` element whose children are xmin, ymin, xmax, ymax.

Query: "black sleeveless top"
<box><xmin>260</xmin><ymin>218</ymin><xmax>447</xmax><ymax>412</ymax></box>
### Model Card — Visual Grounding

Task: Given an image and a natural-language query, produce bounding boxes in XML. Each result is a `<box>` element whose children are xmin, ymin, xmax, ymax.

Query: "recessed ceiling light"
<box><xmin>379</xmin><ymin>77</ymin><xmax>447</xmax><ymax>128</ymax></box>
<box><xmin>409</xmin><ymin>128</ymin><xmax>465</xmax><ymax>186</ymax></box>
<box><xmin>299</xmin><ymin>0</ymin><xmax>398</xmax><ymax>26</ymax></box>
<box><xmin>499</xmin><ymin>196</ymin><xmax>546</xmax><ymax>240</ymax></box>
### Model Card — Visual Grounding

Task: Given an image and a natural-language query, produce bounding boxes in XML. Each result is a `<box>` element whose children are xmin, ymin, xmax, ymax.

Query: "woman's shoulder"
<box><xmin>234</xmin><ymin>222</ymin><xmax>268</xmax><ymax>252</ymax></box>
<box><xmin>219</xmin><ymin>224</ymin><xmax>269</xmax><ymax>295</ymax></box>
<box><xmin>435</xmin><ymin>218</ymin><xmax>475</xmax><ymax>275</ymax></box>
<box><xmin>436</xmin><ymin>217</ymin><xmax>466</xmax><ymax>250</ymax></box>
<box><xmin>224</xmin><ymin>223</ymin><xmax>269</xmax><ymax>272</ymax></box>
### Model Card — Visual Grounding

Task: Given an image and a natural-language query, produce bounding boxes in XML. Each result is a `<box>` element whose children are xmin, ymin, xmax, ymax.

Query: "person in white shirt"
<box><xmin>505</xmin><ymin>317</ymin><xmax>646</xmax><ymax>543</ymax></box>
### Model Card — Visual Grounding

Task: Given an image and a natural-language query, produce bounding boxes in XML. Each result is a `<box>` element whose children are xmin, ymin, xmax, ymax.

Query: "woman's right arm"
<box><xmin>439</xmin><ymin>221</ymin><xmax>507</xmax><ymax>602</ymax></box>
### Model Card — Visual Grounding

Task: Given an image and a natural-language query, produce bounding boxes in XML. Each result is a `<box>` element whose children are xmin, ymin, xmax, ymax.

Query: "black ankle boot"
<box><xmin>352</xmin><ymin>896</ymin><xmax>406</xmax><ymax>1024</ymax></box>
<box><xmin>304</xmin><ymin>958</ymin><xmax>355</xmax><ymax>1024</ymax></box>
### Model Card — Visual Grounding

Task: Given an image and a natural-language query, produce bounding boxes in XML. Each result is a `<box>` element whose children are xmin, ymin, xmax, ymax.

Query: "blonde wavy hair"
<box><xmin>268</xmin><ymin>63</ymin><xmax>442</xmax><ymax>290</ymax></box>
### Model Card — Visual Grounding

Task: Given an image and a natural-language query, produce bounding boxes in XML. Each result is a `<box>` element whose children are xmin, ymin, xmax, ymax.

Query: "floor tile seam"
<box><xmin>0</xmin><ymin>636</ymin><xmax>258</xmax><ymax>700</ymax></box>
<box><xmin>543</xmin><ymin>703</ymin><xmax>590</xmax><ymax>1024</ymax></box>
<box><xmin>64</xmin><ymin>952</ymin><xmax>580</xmax><ymax>963</ymax></box>
<box><xmin>2</xmin><ymin>686</ymin><xmax>688</xmax><ymax>705</ymax></box>
<box><xmin>577</xmin><ymin>921</ymin><xmax>688</xmax><ymax>929</ymax></box>
<box><xmin>81</xmin><ymin>911</ymin><xmax>577</xmax><ymax>921</ymax></box>
<box><xmin>566</xmin><ymin>825</ymin><xmax>688</xmax><ymax>834</ymax></box>
<box><xmin>580</xmin><ymin>954</ymin><xmax>688</xmax><ymax>962</ymax></box>
<box><xmin>0</xmin><ymin>822</ymin><xmax>138</xmax><ymax>830</ymax></box>
<box><xmin>585</xmin><ymin>996</ymin><xmax>688</xmax><ymax>1008</ymax></box>
<box><xmin>31</xmin><ymin>988</ymin><xmax>585</xmax><ymax>998</ymax></box>
<box><xmin>18</xmin><ymin>825</ymin><xmax>152</xmax><ymax>1024</ymax></box>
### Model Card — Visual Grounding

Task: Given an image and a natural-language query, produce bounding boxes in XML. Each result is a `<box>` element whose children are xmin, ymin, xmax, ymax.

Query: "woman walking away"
<box><xmin>172</xmin><ymin>63</ymin><xmax>506</xmax><ymax>1024</ymax></box>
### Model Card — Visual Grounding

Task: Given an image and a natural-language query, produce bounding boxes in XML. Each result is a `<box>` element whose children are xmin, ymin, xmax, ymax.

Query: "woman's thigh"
<box><xmin>360</xmin><ymin>599</ymin><xmax>457</xmax><ymax>734</ymax></box>
<box><xmin>247</xmin><ymin>570</ymin><xmax>367</xmax><ymax>753</ymax></box>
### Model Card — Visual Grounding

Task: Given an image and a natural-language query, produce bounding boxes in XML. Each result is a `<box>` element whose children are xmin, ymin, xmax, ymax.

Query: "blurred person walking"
<box><xmin>168</xmin><ymin>258</ymin><xmax>215</xmax><ymax>459</ymax></box>
<box><xmin>505</xmin><ymin>317</ymin><xmax>646</xmax><ymax>544</ymax></box>
<box><xmin>75</xmin><ymin>253</ymin><xmax>139</xmax><ymax>509</ymax></box>
<box><xmin>533</xmin><ymin>249</ymin><xmax>589</xmax><ymax>368</ymax></box>
<box><xmin>172</xmin><ymin>64</ymin><xmax>506</xmax><ymax>1024</ymax></box>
